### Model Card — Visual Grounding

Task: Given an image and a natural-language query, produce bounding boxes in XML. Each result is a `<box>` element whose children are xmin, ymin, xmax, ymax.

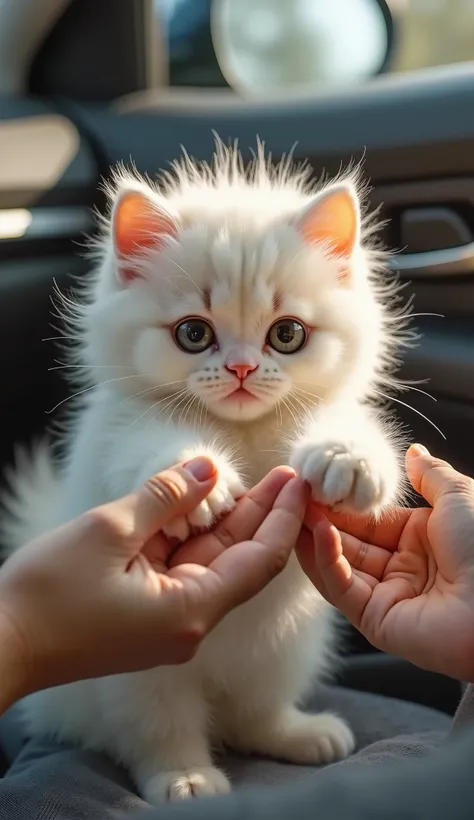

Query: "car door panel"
<box><xmin>64</xmin><ymin>62</ymin><xmax>474</xmax><ymax>178</ymax></box>
<box><xmin>0</xmin><ymin>101</ymin><xmax>97</xmax><ymax>471</ymax></box>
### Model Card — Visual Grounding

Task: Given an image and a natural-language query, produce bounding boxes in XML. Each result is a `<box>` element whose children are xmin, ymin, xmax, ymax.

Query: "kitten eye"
<box><xmin>267</xmin><ymin>318</ymin><xmax>307</xmax><ymax>354</ymax></box>
<box><xmin>174</xmin><ymin>318</ymin><xmax>215</xmax><ymax>353</ymax></box>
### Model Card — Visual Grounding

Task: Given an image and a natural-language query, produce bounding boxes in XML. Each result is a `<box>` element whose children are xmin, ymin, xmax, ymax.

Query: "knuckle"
<box><xmin>423</xmin><ymin>462</ymin><xmax>474</xmax><ymax>499</ymax></box>
<box><xmin>175</xmin><ymin>622</ymin><xmax>207</xmax><ymax>662</ymax></box>
<box><xmin>448</xmin><ymin>475</ymin><xmax>474</xmax><ymax>496</ymax></box>
<box><xmin>268</xmin><ymin>546</ymin><xmax>291</xmax><ymax>580</ymax></box>
<box><xmin>214</xmin><ymin>522</ymin><xmax>236</xmax><ymax>550</ymax></box>
<box><xmin>81</xmin><ymin>506</ymin><xmax>121</xmax><ymax>540</ymax></box>
<box><xmin>353</xmin><ymin>538</ymin><xmax>369</xmax><ymax>571</ymax></box>
<box><xmin>144</xmin><ymin>472</ymin><xmax>185</xmax><ymax>509</ymax></box>
<box><xmin>174</xmin><ymin>643</ymin><xmax>199</xmax><ymax>665</ymax></box>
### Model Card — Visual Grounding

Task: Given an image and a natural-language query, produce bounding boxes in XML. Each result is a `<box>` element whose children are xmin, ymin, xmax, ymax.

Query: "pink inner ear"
<box><xmin>297</xmin><ymin>188</ymin><xmax>358</xmax><ymax>260</ymax></box>
<box><xmin>113</xmin><ymin>191</ymin><xmax>177</xmax><ymax>281</ymax></box>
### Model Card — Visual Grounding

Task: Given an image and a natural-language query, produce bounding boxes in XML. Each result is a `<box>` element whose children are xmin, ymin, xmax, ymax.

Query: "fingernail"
<box><xmin>184</xmin><ymin>456</ymin><xmax>216</xmax><ymax>482</ymax></box>
<box><xmin>408</xmin><ymin>443</ymin><xmax>430</xmax><ymax>458</ymax></box>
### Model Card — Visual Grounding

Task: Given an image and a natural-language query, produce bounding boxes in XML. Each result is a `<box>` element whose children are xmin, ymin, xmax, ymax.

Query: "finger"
<box><xmin>213</xmin><ymin>466</ymin><xmax>296</xmax><ymax>548</ymax></box>
<box><xmin>406</xmin><ymin>444</ymin><xmax>474</xmax><ymax>507</ymax></box>
<box><xmin>338</xmin><ymin>532</ymin><xmax>391</xmax><ymax>579</ymax></box>
<box><xmin>109</xmin><ymin>457</ymin><xmax>219</xmax><ymax>547</ymax></box>
<box><xmin>312</xmin><ymin>516</ymin><xmax>373</xmax><ymax>628</ymax></box>
<box><xmin>205</xmin><ymin>477</ymin><xmax>309</xmax><ymax>620</ymax></box>
<box><xmin>297</xmin><ymin>513</ymin><xmax>391</xmax><ymax>585</ymax></box>
<box><xmin>169</xmin><ymin>466</ymin><xmax>295</xmax><ymax>568</ymax></box>
<box><xmin>252</xmin><ymin>476</ymin><xmax>309</xmax><ymax>551</ymax></box>
<box><xmin>304</xmin><ymin>503</ymin><xmax>413</xmax><ymax>551</ymax></box>
<box><xmin>295</xmin><ymin>523</ymin><xmax>330</xmax><ymax>600</ymax></box>
<box><xmin>140</xmin><ymin>531</ymin><xmax>178</xmax><ymax>570</ymax></box>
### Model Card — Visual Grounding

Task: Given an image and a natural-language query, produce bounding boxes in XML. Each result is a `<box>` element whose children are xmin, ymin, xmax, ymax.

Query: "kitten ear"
<box><xmin>295</xmin><ymin>184</ymin><xmax>360</xmax><ymax>265</ymax></box>
<box><xmin>112</xmin><ymin>188</ymin><xmax>177</xmax><ymax>283</ymax></box>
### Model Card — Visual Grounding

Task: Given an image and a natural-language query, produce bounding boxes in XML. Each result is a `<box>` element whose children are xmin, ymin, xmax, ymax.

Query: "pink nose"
<box><xmin>225</xmin><ymin>362</ymin><xmax>258</xmax><ymax>380</ymax></box>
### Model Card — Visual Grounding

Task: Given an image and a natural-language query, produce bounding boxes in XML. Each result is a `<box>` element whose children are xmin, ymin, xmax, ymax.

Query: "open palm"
<box><xmin>298</xmin><ymin>446</ymin><xmax>474</xmax><ymax>682</ymax></box>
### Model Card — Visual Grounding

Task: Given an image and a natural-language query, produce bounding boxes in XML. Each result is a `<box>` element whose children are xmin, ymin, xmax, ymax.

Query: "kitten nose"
<box><xmin>225</xmin><ymin>362</ymin><xmax>258</xmax><ymax>380</ymax></box>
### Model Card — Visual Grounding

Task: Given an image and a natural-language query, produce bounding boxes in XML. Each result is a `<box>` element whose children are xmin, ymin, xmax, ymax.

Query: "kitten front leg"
<box><xmin>135</xmin><ymin>733</ymin><xmax>231</xmax><ymax>804</ymax></box>
<box><xmin>290</xmin><ymin>403</ymin><xmax>402</xmax><ymax>514</ymax></box>
<box><xmin>131</xmin><ymin>428</ymin><xmax>246</xmax><ymax>542</ymax></box>
<box><xmin>109</xmin><ymin>672</ymin><xmax>231</xmax><ymax>804</ymax></box>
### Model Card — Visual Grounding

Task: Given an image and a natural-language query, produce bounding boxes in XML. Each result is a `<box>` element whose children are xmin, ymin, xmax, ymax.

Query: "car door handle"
<box><xmin>389</xmin><ymin>243</ymin><xmax>474</xmax><ymax>278</ymax></box>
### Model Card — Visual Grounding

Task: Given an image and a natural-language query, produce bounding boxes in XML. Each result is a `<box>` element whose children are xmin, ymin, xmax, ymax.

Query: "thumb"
<box><xmin>406</xmin><ymin>444</ymin><xmax>474</xmax><ymax>507</ymax></box>
<box><xmin>127</xmin><ymin>457</ymin><xmax>219</xmax><ymax>543</ymax></box>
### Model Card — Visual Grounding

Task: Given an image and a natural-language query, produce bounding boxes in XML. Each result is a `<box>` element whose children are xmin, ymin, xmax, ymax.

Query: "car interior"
<box><xmin>1</xmin><ymin>0</ymin><xmax>473</xmax><ymax>773</ymax></box>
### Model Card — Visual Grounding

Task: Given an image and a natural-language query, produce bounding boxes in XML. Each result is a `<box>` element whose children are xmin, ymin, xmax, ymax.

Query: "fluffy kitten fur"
<box><xmin>1</xmin><ymin>143</ymin><xmax>409</xmax><ymax>804</ymax></box>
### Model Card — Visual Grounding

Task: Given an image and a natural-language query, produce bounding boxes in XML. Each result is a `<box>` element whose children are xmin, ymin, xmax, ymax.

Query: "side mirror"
<box><xmin>211</xmin><ymin>0</ymin><xmax>395</xmax><ymax>96</ymax></box>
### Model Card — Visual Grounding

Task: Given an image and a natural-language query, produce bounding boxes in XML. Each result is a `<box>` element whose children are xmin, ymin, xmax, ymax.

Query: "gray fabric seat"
<box><xmin>0</xmin><ymin>685</ymin><xmax>451</xmax><ymax>819</ymax></box>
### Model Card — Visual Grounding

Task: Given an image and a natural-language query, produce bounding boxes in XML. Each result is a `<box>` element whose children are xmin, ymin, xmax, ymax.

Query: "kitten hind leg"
<box><xmin>230</xmin><ymin>705</ymin><xmax>355</xmax><ymax>766</ymax></box>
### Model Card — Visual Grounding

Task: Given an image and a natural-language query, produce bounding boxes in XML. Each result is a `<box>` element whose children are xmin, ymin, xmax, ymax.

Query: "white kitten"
<box><xmin>1</xmin><ymin>143</ymin><xmax>409</xmax><ymax>804</ymax></box>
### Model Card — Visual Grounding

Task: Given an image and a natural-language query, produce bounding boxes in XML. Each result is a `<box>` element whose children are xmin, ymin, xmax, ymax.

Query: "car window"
<box><xmin>154</xmin><ymin>0</ymin><xmax>474</xmax><ymax>93</ymax></box>
<box><xmin>393</xmin><ymin>0</ymin><xmax>474</xmax><ymax>74</ymax></box>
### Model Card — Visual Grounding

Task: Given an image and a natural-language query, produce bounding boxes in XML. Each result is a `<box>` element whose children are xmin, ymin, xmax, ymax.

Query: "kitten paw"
<box><xmin>142</xmin><ymin>766</ymin><xmax>231</xmax><ymax>803</ymax></box>
<box><xmin>291</xmin><ymin>441</ymin><xmax>388</xmax><ymax>514</ymax></box>
<box><xmin>235</xmin><ymin>710</ymin><xmax>354</xmax><ymax>766</ymax></box>
<box><xmin>273</xmin><ymin>713</ymin><xmax>355</xmax><ymax>765</ymax></box>
<box><xmin>163</xmin><ymin>459</ymin><xmax>245</xmax><ymax>541</ymax></box>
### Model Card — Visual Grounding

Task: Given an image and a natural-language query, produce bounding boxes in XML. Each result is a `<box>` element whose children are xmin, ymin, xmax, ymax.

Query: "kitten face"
<box><xmin>134</xmin><ymin>236</ymin><xmax>353</xmax><ymax>423</ymax></box>
<box><xmin>84</xmin><ymin>164</ymin><xmax>385</xmax><ymax>423</ymax></box>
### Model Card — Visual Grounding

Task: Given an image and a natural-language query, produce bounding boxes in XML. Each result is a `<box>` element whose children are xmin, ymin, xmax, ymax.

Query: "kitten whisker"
<box><xmin>122</xmin><ymin>380</ymin><xmax>185</xmax><ymax>404</ymax></box>
<box><xmin>397</xmin><ymin>385</ymin><xmax>437</xmax><ymax>402</ymax></box>
<box><xmin>289</xmin><ymin>392</ymin><xmax>313</xmax><ymax>413</ymax></box>
<box><xmin>276</xmin><ymin>397</ymin><xmax>283</xmax><ymax>428</ymax></box>
<box><xmin>46</xmin><ymin>376</ymin><xmax>144</xmax><ymax>414</ymax></box>
<box><xmin>43</xmin><ymin>335</ymin><xmax>82</xmax><ymax>343</ymax></box>
<box><xmin>394</xmin><ymin>312</ymin><xmax>444</xmax><ymax>320</ymax></box>
<box><xmin>49</xmin><ymin>363</ymin><xmax>138</xmax><ymax>371</ymax></box>
<box><xmin>288</xmin><ymin>392</ymin><xmax>312</xmax><ymax>418</ymax></box>
<box><xmin>166</xmin><ymin>390</ymin><xmax>194</xmax><ymax>426</ymax></box>
<box><xmin>179</xmin><ymin>392</ymin><xmax>197</xmax><ymax>426</ymax></box>
<box><xmin>187</xmin><ymin>395</ymin><xmax>201</xmax><ymax>427</ymax></box>
<box><xmin>292</xmin><ymin>386</ymin><xmax>327</xmax><ymax>406</ymax></box>
<box><xmin>129</xmin><ymin>389</ymin><xmax>189</xmax><ymax>427</ymax></box>
<box><xmin>372</xmin><ymin>389</ymin><xmax>446</xmax><ymax>439</ymax></box>
<box><xmin>280</xmin><ymin>396</ymin><xmax>300</xmax><ymax>428</ymax></box>
<box><xmin>151</xmin><ymin>390</ymin><xmax>191</xmax><ymax>425</ymax></box>
<box><xmin>161</xmin><ymin>256</ymin><xmax>204</xmax><ymax>298</ymax></box>
<box><xmin>394</xmin><ymin>376</ymin><xmax>430</xmax><ymax>387</ymax></box>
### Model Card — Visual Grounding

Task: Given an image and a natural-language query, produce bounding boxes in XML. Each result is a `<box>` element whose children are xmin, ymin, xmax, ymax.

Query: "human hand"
<box><xmin>0</xmin><ymin>458</ymin><xmax>308</xmax><ymax>711</ymax></box>
<box><xmin>296</xmin><ymin>444</ymin><xmax>474</xmax><ymax>681</ymax></box>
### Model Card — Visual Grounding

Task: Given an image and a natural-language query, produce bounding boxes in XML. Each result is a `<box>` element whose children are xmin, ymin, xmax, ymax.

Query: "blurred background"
<box><xmin>1</xmin><ymin>0</ymin><xmax>473</xmax><ymax>100</ymax></box>
<box><xmin>154</xmin><ymin>0</ymin><xmax>474</xmax><ymax>93</ymax></box>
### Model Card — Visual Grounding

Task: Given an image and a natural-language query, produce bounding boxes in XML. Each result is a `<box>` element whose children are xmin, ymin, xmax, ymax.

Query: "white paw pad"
<box><xmin>292</xmin><ymin>442</ymin><xmax>385</xmax><ymax>513</ymax></box>
<box><xmin>142</xmin><ymin>766</ymin><xmax>231</xmax><ymax>803</ymax></box>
